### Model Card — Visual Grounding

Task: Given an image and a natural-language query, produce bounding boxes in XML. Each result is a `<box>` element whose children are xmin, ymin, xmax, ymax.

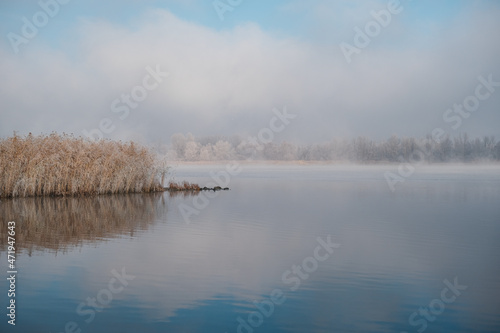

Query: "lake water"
<box><xmin>1</xmin><ymin>164</ymin><xmax>499</xmax><ymax>333</ymax></box>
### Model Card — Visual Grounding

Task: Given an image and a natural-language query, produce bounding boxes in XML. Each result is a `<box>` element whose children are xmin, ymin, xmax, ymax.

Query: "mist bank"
<box><xmin>160</xmin><ymin>133</ymin><xmax>500</xmax><ymax>163</ymax></box>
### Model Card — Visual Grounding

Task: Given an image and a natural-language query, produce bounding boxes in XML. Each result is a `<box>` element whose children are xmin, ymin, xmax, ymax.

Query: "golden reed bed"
<box><xmin>0</xmin><ymin>133</ymin><xmax>168</xmax><ymax>198</ymax></box>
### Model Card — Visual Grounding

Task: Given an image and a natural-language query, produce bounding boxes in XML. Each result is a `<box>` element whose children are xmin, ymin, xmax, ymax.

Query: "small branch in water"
<box><xmin>165</xmin><ymin>181</ymin><xmax>229</xmax><ymax>192</ymax></box>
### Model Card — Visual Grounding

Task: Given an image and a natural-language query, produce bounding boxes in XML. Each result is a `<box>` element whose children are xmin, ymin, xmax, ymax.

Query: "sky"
<box><xmin>1</xmin><ymin>0</ymin><xmax>499</xmax><ymax>145</ymax></box>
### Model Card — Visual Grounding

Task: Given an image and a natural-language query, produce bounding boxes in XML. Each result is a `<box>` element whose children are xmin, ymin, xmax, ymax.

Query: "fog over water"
<box><xmin>1</xmin><ymin>1</ymin><xmax>500</xmax><ymax>333</ymax></box>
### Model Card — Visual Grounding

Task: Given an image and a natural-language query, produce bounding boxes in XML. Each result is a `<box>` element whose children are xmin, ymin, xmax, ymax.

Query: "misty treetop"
<box><xmin>162</xmin><ymin>133</ymin><xmax>500</xmax><ymax>163</ymax></box>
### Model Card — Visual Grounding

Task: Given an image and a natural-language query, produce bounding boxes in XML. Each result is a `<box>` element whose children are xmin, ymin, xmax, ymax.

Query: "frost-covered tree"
<box><xmin>184</xmin><ymin>141</ymin><xmax>200</xmax><ymax>161</ymax></box>
<box><xmin>277</xmin><ymin>142</ymin><xmax>297</xmax><ymax>160</ymax></box>
<box><xmin>165</xmin><ymin>132</ymin><xmax>498</xmax><ymax>163</ymax></box>
<box><xmin>381</xmin><ymin>135</ymin><xmax>400</xmax><ymax>161</ymax></box>
<box><xmin>494</xmin><ymin>142</ymin><xmax>500</xmax><ymax>160</ymax></box>
<box><xmin>213</xmin><ymin>140</ymin><xmax>234</xmax><ymax>160</ymax></box>
<box><xmin>199</xmin><ymin>144</ymin><xmax>214</xmax><ymax>161</ymax></box>
<box><xmin>171</xmin><ymin>133</ymin><xmax>187</xmax><ymax>159</ymax></box>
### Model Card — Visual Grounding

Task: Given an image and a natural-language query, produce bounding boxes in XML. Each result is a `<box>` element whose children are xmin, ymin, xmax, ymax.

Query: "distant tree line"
<box><xmin>161</xmin><ymin>133</ymin><xmax>500</xmax><ymax>163</ymax></box>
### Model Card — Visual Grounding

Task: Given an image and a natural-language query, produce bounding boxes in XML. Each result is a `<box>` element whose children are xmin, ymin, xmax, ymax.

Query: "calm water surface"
<box><xmin>1</xmin><ymin>164</ymin><xmax>499</xmax><ymax>333</ymax></box>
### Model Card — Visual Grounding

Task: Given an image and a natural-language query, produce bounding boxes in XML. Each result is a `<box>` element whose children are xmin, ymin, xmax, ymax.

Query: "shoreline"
<box><xmin>168</xmin><ymin>160</ymin><xmax>500</xmax><ymax>166</ymax></box>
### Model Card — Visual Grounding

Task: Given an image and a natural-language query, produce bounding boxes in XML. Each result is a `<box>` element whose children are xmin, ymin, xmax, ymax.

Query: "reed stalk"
<box><xmin>0</xmin><ymin>133</ymin><xmax>168</xmax><ymax>198</ymax></box>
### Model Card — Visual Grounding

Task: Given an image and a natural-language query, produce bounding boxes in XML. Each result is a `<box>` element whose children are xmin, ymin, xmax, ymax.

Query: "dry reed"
<box><xmin>0</xmin><ymin>133</ymin><xmax>168</xmax><ymax>198</ymax></box>
<box><xmin>167</xmin><ymin>181</ymin><xmax>201</xmax><ymax>191</ymax></box>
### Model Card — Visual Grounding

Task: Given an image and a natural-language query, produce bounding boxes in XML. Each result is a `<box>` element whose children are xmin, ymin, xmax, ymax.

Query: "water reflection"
<box><xmin>166</xmin><ymin>190</ymin><xmax>202</xmax><ymax>198</ymax></box>
<box><xmin>0</xmin><ymin>165</ymin><xmax>498</xmax><ymax>333</ymax></box>
<box><xmin>0</xmin><ymin>193</ymin><xmax>168</xmax><ymax>254</ymax></box>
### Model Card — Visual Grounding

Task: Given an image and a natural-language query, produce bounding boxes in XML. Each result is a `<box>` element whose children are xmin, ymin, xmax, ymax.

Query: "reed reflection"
<box><xmin>0</xmin><ymin>193</ymin><xmax>169</xmax><ymax>254</ymax></box>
